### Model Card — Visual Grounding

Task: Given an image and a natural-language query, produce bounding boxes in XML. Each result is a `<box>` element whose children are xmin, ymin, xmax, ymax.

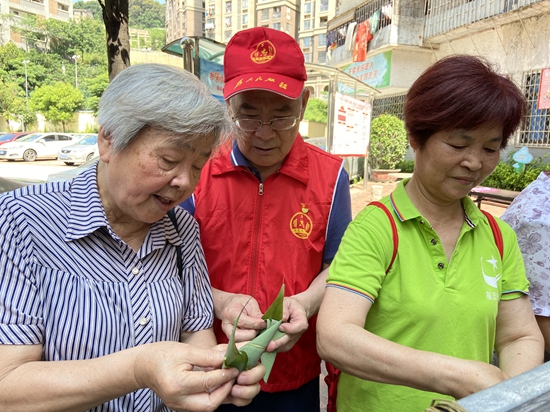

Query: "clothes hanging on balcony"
<box><xmin>344</xmin><ymin>22</ymin><xmax>357</xmax><ymax>51</ymax></box>
<box><xmin>353</xmin><ymin>20</ymin><xmax>373</xmax><ymax>62</ymax></box>
<box><xmin>369</xmin><ymin>10</ymin><xmax>380</xmax><ymax>34</ymax></box>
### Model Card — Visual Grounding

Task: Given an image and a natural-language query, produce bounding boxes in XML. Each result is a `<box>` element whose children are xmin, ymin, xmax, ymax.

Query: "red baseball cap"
<box><xmin>223</xmin><ymin>27</ymin><xmax>307</xmax><ymax>100</ymax></box>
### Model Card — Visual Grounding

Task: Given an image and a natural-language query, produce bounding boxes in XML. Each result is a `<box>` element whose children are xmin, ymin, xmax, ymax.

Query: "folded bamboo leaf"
<box><xmin>223</xmin><ymin>314</ymin><xmax>249</xmax><ymax>372</ymax></box>
<box><xmin>242</xmin><ymin>318</ymin><xmax>283</xmax><ymax>370</ymax></box>
<box><xmin>222</xmin><ymin>283</ymin><xmax>286</xmax><ymax>382</ymax></box>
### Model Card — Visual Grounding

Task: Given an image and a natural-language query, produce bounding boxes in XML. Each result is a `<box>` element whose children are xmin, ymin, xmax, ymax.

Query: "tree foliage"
<box><xmin>304</xmin><ymin>98</ymin><xmax>328</xmax><ymax>123</ymax></box>
<box><xmin>129</xmin><ymin>0</ymin><xmax>165</xmax><ymax>29</ymax></box>
<box><xmin>30</xmin><ymin>82</ymin><xmax>84</xmax><ymax>131</ymax></box>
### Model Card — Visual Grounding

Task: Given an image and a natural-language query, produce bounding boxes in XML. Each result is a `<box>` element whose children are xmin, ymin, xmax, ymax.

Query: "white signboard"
<box><xmin>331</xmin><ymin>92</ymin><xmax>372</xmax><ymax>156</ymax></box>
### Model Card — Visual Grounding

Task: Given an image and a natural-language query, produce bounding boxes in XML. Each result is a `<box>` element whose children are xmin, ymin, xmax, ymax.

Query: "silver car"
<box><xmin>0</xmin><ymin>133</ymin><xmax>76</xmax><ymax>162</ymax></box>
<box><xmin>58</xmin><ymin>134</ymin><xmax>98</xmax><ymax>165</ymax></box>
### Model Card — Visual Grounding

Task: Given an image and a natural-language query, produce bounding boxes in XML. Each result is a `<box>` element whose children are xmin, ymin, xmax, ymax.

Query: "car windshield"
<box><xmin>17</xmin><ymin>133</ymin><xmax>43</xmax><ymax>142</ymax></box>
<box><xmin>77</xmin><ymin>136</ymin><xmax>97</xmax><ymax>145</ymax></box>
<box><xmin>0</xmin><ymin>133</ymin><xmax>17</xmax><ymax>142</ymax></box>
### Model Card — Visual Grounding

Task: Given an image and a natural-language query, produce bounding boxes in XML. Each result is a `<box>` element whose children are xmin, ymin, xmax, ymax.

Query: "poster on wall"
<box><xmin>200</xmin><ymin>58</ymin><xmax>224</xmax><ymax>102</ymax></box>
<box><xmin>331</xmin><ymin>92</ymin><xmax>372</xmax><ymax>156</ymax></box>
<box><xmin>537</xmin><ymin>68</ymin><xmax>550</xmax><ymax>110</ymax></box>
<box><xmin>341</xmin><ymin>51</ymin><xmax>392</xmax><ymax>91</ymax></box>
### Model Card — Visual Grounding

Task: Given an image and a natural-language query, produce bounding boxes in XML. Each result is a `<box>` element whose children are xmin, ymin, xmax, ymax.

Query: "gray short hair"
<box><xmin>98</xmin><ymin>64</ymin><xmax>232</xmax><ymax>152</ymax></box>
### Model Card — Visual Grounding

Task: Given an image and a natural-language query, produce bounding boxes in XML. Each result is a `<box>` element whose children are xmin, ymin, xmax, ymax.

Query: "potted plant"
<box><xmin>368</xmin><ymin>114</ymin><xmax>409</xmax><ymax>181</ymax></box>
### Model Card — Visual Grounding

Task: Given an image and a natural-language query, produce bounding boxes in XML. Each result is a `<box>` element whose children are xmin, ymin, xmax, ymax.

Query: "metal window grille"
<box><xmin>516</xmin><ymin>69</ymin><xmax>550</xmax><ymax>148</ymax></box>
<box><xmin>372</xmin><ymin>92</ymin><xmax>406</xmax><ymax>120</ymax></box>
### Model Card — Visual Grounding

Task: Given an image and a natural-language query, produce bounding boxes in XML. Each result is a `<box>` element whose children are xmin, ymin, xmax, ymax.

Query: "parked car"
<box><xmin>58</xmin><ymin>134</ymin><xmax>98</xmax><ymax>165</ymax></box>
<box><xmin>47</xmin><ymin>156</ymin><xmax>98</xmax><ymax>182</ymax></box>
<box><xmin>0</xmin><ymin>132</ymin><xmax>76</xmax><ymax>162</ymax></box>
<box><xmin>0</xmin><ymin>132</ymin><xmax>32</xmax><ymax>146</ymax></box>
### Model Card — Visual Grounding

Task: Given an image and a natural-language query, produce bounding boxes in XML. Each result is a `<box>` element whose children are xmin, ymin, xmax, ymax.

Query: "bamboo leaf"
<box><xmin>262</xmin><ymin>283</ymin><xmax>284</xmax><ymax>321</ymax></box>
<box><xmin>222</xmin><ymin>314</ymin><xmax>249</xmax><ymax>372</ymax></box>
<box><xmin>241</xmin><ymin>319</ymin><xmax>283</xmax><ymax>370</ymax></box>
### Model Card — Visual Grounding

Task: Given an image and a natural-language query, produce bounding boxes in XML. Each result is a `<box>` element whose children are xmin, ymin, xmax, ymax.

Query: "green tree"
<box><xmin>0</xmin><ymin>80</ymin><xmax>25</xmax><ymax>131</ymax></box>
<box><xmin>129</xmin><ymin>0</ymin><xmax>165</xmax><ymax>29</ymax></box>
<box><xmin>30</xmin><ymin>82</ymin><xmax>84</xmax><ymax>131</ymax></box>
<box><xmin>150</xmin><ymin>28</ymin><xmax>167</xmax><ymax>51</ymax></box>
<box><xmin>83</xmin><ymin>71</ymin><xmax>109</xmax><ymax>114</ymax></box>
<box><xmin>368</xmin><ymin>114</ymin><xmax>408</xmax><ymax>170</ymax></box>
<box><xmin>12</xmin><ymin>14</ymin><xmax>47</xmax><ymax>52</ymax></box>
<box><xmin>304</xmin><ymin>98</ymin><xmax>328</xmax><ymax>123</ymax></box>
<box><xmin>73</xmin><ymin>0</ymin><xmax>104</xmax><ymax>21</ymax></box>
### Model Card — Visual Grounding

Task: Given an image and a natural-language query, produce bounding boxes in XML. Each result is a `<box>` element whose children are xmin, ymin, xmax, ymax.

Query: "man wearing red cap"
<box><xmin>180</xmin><ymin>27</ymin><xmax>351</xmax><ymax>411</ymax></box>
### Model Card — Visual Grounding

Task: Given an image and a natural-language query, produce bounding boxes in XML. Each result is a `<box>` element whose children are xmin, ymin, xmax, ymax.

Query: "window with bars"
<box><xmin>372</xmin><ymin>92</ymin><xmax>406</xmax><ymax>120</ymax></box>
<box><xmin>517</xmin><ymin>70</ymin><xmax>550</xmax><ymax>147</ymax></box>
<box><xmin>261</xmin><ymin>9</ymin><xmax>269</xmax><ymax>20</ymax></box>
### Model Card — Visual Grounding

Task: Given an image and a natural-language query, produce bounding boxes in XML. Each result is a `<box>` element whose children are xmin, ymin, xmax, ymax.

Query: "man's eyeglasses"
<box><xmin>232</xmin><ymin>116</ymin><xmax>300</xmax><ymax>132</ymax></box>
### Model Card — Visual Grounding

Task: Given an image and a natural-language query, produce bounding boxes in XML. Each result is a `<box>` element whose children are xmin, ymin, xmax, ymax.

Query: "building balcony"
<box><xmin>424</xmin><ymin>0</ymin><xmax>550</xmax><ymax>43</ymax></box>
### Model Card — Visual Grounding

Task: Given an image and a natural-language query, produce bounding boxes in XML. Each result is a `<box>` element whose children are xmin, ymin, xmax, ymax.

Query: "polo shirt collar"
<box><xmin>389</xmin><ymin>178</ymin><xmax>486</xmax><ymax>229</ymax></box>
<box><xmin>213</xmin><ymin>134</ymin><xmax>310</xmax><ymax>185</ymax></box>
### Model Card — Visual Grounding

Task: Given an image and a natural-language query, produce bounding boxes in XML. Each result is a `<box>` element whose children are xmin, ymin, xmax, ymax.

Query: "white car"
<box><xmin>0</xmin><ymin>133</ymin><xmax>76</xmax><ymax>162</ymax></box>
<box><xmin>58</xmin><ymin>134</ymin><xmax>98</xmax><ymax>165</ymax></box>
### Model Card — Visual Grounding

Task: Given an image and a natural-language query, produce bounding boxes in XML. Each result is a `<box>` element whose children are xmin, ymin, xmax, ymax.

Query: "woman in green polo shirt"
<box><xmin>317</xmin><ymin>55</ymin><xmax>544</xmax><ymax>412</ymax></box>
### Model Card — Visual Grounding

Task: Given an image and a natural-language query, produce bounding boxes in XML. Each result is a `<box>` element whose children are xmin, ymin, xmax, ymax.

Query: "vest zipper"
<box><xmin>249</xmin><ymin>182</ymin><xmax>264</xmax><ymax>296</ymax></box>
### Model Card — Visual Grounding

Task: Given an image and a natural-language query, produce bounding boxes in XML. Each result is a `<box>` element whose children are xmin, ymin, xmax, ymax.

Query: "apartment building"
<box><xmin>326</xmin><ymin>0</ymin><xmax>550</xmax><ymax>154</ymax></box>
<box><xmin>0</xmin><ymin>0</ymin><xmax>73</xmax><ymax>46</ymax></box>
<box><xmin>166</xmin><ymin>0</ymin><xmax>301</xmax><ymax>48</ymax></box>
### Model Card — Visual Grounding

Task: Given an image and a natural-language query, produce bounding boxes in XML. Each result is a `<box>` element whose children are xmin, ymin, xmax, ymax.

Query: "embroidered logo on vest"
<box><xmin>290</xmin><ymin>204</ymin><xmax>313</xmax><ymax>239</ymax></box>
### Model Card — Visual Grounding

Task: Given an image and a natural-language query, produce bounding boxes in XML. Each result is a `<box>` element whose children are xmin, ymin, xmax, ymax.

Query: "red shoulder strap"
<box><xmin>480</xmin><ymin>210</ymin><xmax>504</xmax><ymax>259</ymax></box>
<box><xmin>369</xmin><ymin>201</ymin><xmax>398</xmax><ymax>274</ymax></box>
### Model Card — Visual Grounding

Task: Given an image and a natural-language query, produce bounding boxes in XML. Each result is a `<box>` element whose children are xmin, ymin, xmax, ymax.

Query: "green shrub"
<box><xmin>396</xmin><ymin>160</ymin><xmax>415</xmax><ymax>173</ymax></box>
<box><xmin>481</xmin><ymin>152</ymin><xmax>550</xmax><ymax>191</ymax></box>
<box><xmin>368</xmin><ymin>114</ymin><xmax>408</xmax><ymax>170</ymax></box>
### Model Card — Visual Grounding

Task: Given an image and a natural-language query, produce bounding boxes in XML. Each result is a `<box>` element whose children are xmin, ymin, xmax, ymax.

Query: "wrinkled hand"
<box><xmin>134</xmin><ymin>342</ymin><xmax>263</xmax><ymax>411</ymax></box>
<box><xmin>266</xmin><ymin>296</ymin><xmax>309</xmax><ymax>353</ymax></box>
<box><xmin>219</xmin><ymin>293</ymin><xmax>266</xmax><ymax>342</ymax></box>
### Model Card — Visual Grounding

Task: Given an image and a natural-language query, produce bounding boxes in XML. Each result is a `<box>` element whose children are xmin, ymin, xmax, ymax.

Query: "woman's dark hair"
<box><xmin>403</xmin><ymin>55</ymin><xmax>526</xmax><ymax>149</ymax></box>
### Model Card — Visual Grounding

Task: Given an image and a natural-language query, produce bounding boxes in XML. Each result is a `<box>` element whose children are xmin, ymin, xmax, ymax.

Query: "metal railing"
<box><xmin>424</xmin><ymin>0</ymin><xmax>542</xmax><ymax>39</ymax></box>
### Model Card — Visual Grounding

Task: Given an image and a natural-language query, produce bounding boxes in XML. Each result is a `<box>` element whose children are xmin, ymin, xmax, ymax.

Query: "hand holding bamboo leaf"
<box><xmin>223</xmin><ymin>284</ymin><xmax>286</xmax><ymax>382</ymax></box>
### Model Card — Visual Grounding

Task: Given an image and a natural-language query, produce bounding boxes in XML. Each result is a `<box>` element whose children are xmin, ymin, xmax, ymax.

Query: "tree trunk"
<box><xmin>98</xmin><ymin>0</ymin><xmax>131</xmax><ymax>81</ymax></box>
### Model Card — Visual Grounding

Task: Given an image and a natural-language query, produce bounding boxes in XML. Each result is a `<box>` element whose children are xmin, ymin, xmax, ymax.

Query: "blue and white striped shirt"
<box><xmin>0</xmin><ymin>164</ymin><xmax>214</xmax><ymax>412</ymax></box>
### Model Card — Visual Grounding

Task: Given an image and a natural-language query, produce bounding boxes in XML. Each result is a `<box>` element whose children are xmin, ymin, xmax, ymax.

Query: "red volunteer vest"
<box><xmin>193</xmin><ymin>136</ymin><xmax>343</xmax><ymax>392</ymax></box>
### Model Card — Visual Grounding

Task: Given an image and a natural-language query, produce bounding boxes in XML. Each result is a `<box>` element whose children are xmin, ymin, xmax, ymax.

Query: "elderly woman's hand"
<box><xmin>134</xmin><ymin>341</ymin><xmax>263</xmax><ymax>411</ymax></box>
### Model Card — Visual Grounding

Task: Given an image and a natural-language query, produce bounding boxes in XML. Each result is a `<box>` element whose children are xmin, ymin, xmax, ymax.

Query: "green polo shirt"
<box><xmin>327</xmin><ymin>179</ymin><xmax>528</xmax><ymax>412</ymax></box>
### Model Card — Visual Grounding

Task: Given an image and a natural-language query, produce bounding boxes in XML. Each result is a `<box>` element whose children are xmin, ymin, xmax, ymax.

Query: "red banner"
<box><xmin>537</xmin><ymin>68</ymin><xmax>550</xmax><ymax>110</ymax></box>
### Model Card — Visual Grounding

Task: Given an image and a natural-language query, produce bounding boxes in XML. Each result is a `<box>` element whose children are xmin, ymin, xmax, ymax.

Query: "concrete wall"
<box><xmin>299</xmin><ymin>120</ymin><xmax>328</xmax><ymax>138</ymax></box>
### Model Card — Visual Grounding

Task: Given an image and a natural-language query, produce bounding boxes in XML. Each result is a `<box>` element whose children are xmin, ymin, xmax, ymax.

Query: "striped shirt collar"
<box><xmin>65</xmin><ymin>164</ymin><xmax>183</xmax><ymax>249</ymax></box>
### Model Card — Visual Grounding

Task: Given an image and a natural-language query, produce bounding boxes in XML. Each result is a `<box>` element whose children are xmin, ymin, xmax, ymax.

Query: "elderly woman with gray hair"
<box><xmin>0</xmin><ymin>64</ymin><xmax>264</xmax><ymax>412</ymax></box>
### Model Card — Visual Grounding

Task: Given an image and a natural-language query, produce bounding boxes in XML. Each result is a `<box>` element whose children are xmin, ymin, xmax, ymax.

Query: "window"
<box><xmin>226</xmin><ymin>1</ymin><xmax>232</xmax><ymax>12</ymax></box>
<box><xmin>317</xmin><ymin>51</ymin><xmax>326</xmax><ymax>63</ymax></box>
<box><xmin>303</xmin><ymin>19</ymin><xmax>311</xmax><ymax>30</ymax></box>
<box><xmin>318</xmin><ymin>33</ymin><xmax>326</xmax><ymax>47</ymax></box>
<box><xmin>261</xmin><ymin>9</ymin><xmax>269</xmax><ymax>20</ymax></box>
<box><xmin>225</xmin><ymin>30</ymin><xmax>233</xmax><ymax>42</ymax></box>
<box><xmin>286</xmin><ymin>6</ymin><xmax>290</xmax><ymax>19</ymax></box>
<box><xmin>242</xmin><ymin>0</ymin><xmax>248</xmax><ymax>9</ymax></box>
<box><xmin>320</xmin><ymin>16</ymin><xmax>328</xmax><ymax>26</ymax></box>
<box><xmin>273</xmin><ymin>6</ymin><xmax>281</xmax><ymax>18</ymax></box>
<box><xmin>58</xmin><ymin>3</ymin><xmax>69</xmax><ymax>11</ymax></box>
<box><xmin>302</xmin><ymin>37</ymin><xmax>311</xmax><ymax>47</ymax></box>
<box><xmin>517</xmin><ymin>70</ymin><xmax>550</xmax><ymax>147</ymax></box>
<box><xmin>320</xmin><ymin>0</ymin><xmax>328</xmax><ymax>12</ymax></box>
<box><xmin>225</xmin><ymin>16</ymin><xmax>232</xmax><ymax>27</ymax></box>
<box><xmin>57</xmin><ymin>134</ymin><xmax>71</xmax><ymax>141</ymax></box>
<box><xmin>303</xmin><ymin>52</ymin><xmax>310</xmax><ymax>63</ymax></box>
<box><xmin>286</xmin><ymin>22</ymin><xmax>290</xmax><ymax>33</ymax></box>
<box><xmin>273</xmin><ymin>22</ymin><xmax>281</xmax><ymax>30</ymax></box>
<box><xmin>304</xmin><ymin>2</ymin><xmax>311</xmax><ymax>14</ymax></box>
<box><xmin>242</xmin><ymin>14</ymin><xmax>248</xmax><ymax>25</ymax></box>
